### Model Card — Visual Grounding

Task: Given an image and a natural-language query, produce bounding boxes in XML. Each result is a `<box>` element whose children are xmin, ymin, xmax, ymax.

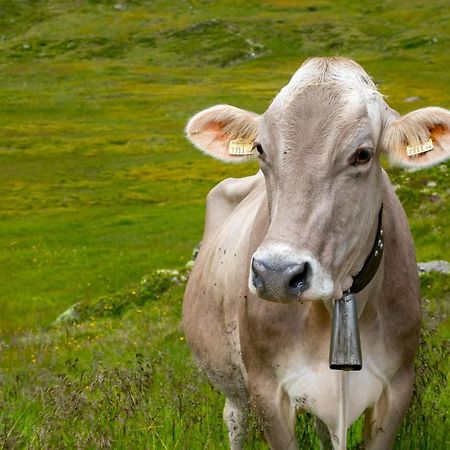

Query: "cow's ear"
<box><xmin>381</xmin><ymin>107</ymin><xmax>450</xmax><ymax>169</ymax></box>
<box><xmin>186</xmin><ymin>104</ymin><xmax>259</xmax><ymax>162</ymax></box>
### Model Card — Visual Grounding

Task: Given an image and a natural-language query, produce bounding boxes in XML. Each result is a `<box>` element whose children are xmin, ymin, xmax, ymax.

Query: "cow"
<box><xmin>182</xmin><ymin>57</ymin><xmax>450</xmax><ymax>449</ymax></box>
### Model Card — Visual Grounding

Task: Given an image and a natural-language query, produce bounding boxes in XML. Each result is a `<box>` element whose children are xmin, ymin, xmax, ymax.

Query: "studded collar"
<box><xmin>348</xmin><ymin>205</ymin><xmax>384</xmax><ymax>294</ymax></box>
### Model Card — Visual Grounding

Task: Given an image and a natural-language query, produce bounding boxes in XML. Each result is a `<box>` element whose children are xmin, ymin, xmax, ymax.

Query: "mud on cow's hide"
<box><xmin>183</xmin><ymin>57</ymin><xmax>450</xmax><ymax>450</ymax></box>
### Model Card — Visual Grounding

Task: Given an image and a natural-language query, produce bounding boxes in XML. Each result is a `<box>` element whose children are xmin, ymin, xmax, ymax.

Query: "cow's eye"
<box><xmin>254</xmin><ymin>143</ymin><xmax>264</xmax><ymax>156</ymax></box>
<box><xmin>352</xmin><ymin>147</ymin><xmax>372</xmax><ymax>165</ymax></box>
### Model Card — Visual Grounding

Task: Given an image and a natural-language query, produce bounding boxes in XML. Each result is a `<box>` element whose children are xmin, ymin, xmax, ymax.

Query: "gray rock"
<box><xmin>54</xmin><ymin>302</ymin><xmax>81</xmax><ymax>324</ymax></box>
<box><xmin>403</xmin><ymin>96</ymin><xmax>422</xmax><ymax>103</ymax></box>
<box><xmin>417</xmin><ymin>260</ymin><xmax>450</xmax><ymax>274</ymax></box>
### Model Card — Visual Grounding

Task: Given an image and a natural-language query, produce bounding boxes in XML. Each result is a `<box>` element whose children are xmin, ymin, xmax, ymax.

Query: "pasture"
<box><xmin>0</xmin><ymin>0</ymin><xmax>448</xmax><ymax>448</ymax></box>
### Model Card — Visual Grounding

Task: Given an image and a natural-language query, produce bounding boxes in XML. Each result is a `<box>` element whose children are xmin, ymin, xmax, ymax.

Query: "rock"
<box><xmin>426</xmin><ymin>181</ymin><xmax>437</xmax><ymax>188</ymax></box>
<box><xmin>155</xmin><ymin>269</ymin><xmax>186</xmax><ymax>283</ymax></box>
<box><xmin>192</xmin><ymin>242</ymin><xmax>201</xmax><ymax>260</ymax></box>
<box><xmin>186</xmin><ymin>242</ymin><xmax>202</xmax><ymax>270</ymax></box>
<box><xmin>403</xmin><ymin>96</ymin><xmax>422</xmax><ymax>103</ymax></box>
<box><xmin>54</xmin><ymin>302</ymin><xmax>81</xmax><ymax>324</ymax></box>
<box><xmin>417</xmin><ymin>260</ymin><xmax>450</xmax><ymax>274</ymax></box>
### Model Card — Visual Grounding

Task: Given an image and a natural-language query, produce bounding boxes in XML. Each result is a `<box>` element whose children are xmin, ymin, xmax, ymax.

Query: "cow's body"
<box><xmin>184</xmin><ymin>171</ymin><xmax>419</xmax><ymax>449</ymax></box>
<box><xmin>183</xmin><ymin>57</ymin><xmax>449</xmax><ymax>449</ymax></box>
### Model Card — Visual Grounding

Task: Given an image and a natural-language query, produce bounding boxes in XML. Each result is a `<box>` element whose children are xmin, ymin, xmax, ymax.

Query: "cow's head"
<box><xmin>186</xmin><ymin>57</ymin><xmax>450</xmax><ymax>303</ymax></box>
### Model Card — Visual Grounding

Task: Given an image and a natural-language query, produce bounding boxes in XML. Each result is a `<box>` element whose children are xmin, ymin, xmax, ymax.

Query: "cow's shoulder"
<box><xmin>206</xmin><ymin>171</ymin><xmax>263</xmax><ymax>208</ymax></box>
<box><xmin>204</xmin><ymin>171</ymin><xmax>263</xmax><ymax>239</ymax></box>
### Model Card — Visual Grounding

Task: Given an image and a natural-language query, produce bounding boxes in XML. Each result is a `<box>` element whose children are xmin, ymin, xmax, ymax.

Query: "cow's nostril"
<box><xmin>251</xmin><ymin>258</ymin><xmax>266</xmax><ymax>292</ymax></box>
<box><xmin>253</xmin><ymin>274</ymin><xmax>264</xmax><ymax>291</ymax></box>
<box><xmin>287</xmin><ymin>262</ymin><xmax>310</xmax><ymax>295</ymax></box>
<box><xmin>289</xmin><ymin>272</ymin><xmax>305</xmax><ymax>290</ymax></box>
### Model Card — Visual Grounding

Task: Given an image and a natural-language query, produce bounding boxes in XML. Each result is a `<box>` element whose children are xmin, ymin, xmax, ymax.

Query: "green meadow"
<box><xmin>0</xmin><ymin>0</ymin><xmax>448</xmax><ymax>448</ymax></box>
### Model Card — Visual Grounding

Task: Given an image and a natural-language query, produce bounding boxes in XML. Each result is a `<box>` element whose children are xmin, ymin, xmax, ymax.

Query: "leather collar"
<box><xmin>349</xmin><ymin>205</ymin><xmax>384</xmax><ymax>294</ymax></box>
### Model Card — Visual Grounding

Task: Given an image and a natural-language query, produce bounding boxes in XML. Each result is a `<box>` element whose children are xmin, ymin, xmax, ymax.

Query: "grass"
<box><xmin>1</xmin><ymin>0</ymin><xmax>449</xmax><ymax>333</ymax></box>
<box><xmin>0</xmin><ymin>0</ymin><xmax>449</xmax><ymax>448</ymax></box>
<box><xmin>0</xmin><ymin>269</ymin><xmax>448</xmax><ymax>448</ymax></box>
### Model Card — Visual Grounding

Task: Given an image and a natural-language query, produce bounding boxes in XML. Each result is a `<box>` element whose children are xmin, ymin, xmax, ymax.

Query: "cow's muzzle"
<box><xmin>251</xmin><ymin>256</ymin><xmax>311</xmax><ymax>302</ymax></box>
<box><xmin>249</xmin><ymin>243</ymin><xmax>335</xmax><ymax>302</ymax></box>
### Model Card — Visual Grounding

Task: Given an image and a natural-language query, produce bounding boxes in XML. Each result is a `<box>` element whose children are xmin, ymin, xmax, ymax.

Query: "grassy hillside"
<box><xmin>0</xmin><ymin>0</ymin><xmax>449</xmax><ymax>448</ymax></box>
<box><xmin>0</xmin><ymin>0</ymin><xmax>449</xmax><ymax>334</ymax></box>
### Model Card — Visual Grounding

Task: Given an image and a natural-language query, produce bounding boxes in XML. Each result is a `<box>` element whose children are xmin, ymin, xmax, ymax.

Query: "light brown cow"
<box><xmin>183</xmin><ymin>57</ymin><xmax>450</xmax><ymax>449</ymax></box>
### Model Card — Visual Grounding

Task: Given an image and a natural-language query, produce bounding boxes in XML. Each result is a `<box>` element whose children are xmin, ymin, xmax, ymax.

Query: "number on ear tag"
<box><xmin>229</xmin><ymin>139</ymin><xmax>254</xmax><ymax>155</ymax></box>
<box><xmin>406</xmin><ymin>138</ymin><xmax>433</xmax><ymax>157</ymax></box>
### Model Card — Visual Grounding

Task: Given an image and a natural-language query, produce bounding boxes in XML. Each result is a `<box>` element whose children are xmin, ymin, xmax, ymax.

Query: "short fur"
<box><xmin>183</xmin><ymin>57</ymin><xmax>448</xmax><ymax>449</ymax></box>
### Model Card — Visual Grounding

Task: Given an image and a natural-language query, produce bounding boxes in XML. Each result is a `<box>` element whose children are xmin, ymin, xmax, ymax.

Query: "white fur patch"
<box><xmin>278</xmin><ymin>347</ymin><xmax>387</xmax><ymax>439</ymax></box>
<box><xmin>274</xmin><ymin>57</ymin><xmax>379</xmax><ymax>110</ymax></box>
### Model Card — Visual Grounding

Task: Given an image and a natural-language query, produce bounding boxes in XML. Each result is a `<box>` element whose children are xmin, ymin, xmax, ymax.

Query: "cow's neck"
<box><xmin>322</xmin><ymin>205</ymin><xmax>384</xmax><ymax>317</ymax></box>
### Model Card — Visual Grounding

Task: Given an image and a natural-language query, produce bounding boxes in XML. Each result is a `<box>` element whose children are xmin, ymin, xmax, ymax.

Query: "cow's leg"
<box><xmin>252</xmin><ymin>384</ymin><xmax>298</xmax><ymax>450</ymax></box>
<box><xmin>223</xmin><ymin>397</ymin><xmax>247</xmax><ymax>450</ymax></box>
<box><xmin>363</xmin><ymin>368</ymin><xmax>414</xmax><ymax>449</ymax></box>
<box><xmin>314</xmin><ymin>418</ymin><xmax>332</xmax><ymax>449</ymax></box>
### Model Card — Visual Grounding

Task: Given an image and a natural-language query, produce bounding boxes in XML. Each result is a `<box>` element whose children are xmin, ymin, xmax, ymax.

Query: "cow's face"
<box><xmin>250</xmin><ymin>80</ymin><xmax>384</xmax><ymax>302</ymax></box>
<box><xmin>186</xmin><ymin>57</ymin><xmax>450</xmax><ymax>303</ymax></box>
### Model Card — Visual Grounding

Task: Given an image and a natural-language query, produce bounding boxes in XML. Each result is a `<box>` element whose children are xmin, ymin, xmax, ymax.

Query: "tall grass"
<box><xmin>1</xmin><ymin>270</ymin><xmax>448</xmax><ymax>448</ymax></box>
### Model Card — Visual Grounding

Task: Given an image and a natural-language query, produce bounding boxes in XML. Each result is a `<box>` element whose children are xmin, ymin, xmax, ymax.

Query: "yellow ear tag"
<box><xmin>406</xmin><ymin>138</ymin><xmax>433</xmax><ymax>157</ymax></box>
<box><xmin>229</xmin><ymin>139</ymin><xmax>254</xmax><ymax>156</ymax></box>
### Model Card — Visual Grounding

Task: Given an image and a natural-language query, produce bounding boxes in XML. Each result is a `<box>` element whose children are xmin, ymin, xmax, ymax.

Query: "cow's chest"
<box><xmin>275</xmin><ymin>338</ymin><xmax>392</xmax><ymax>431</ymax></box>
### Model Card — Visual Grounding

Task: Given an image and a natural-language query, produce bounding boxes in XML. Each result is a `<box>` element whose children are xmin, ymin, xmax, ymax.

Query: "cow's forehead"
<box><xmin>275</xmin><ymin>57</ymin><xmax>377</xmax><ymax>106</ymax></box>
<box><xmin>260</xmin><ymin>84</ymin><xmax>372</xmax><ymax>152</ymax></box>
<box><xmin>260</xmin><ymin>58</ymin><xmax>381</xmax><ymax>149</ymax></box>
<box><xmin>267</xmin><ymin>82</ymin><xmax>368</xmax><ymax>123</ymax></box>
<box><xmin>265</xmin><ymin>57</ymin><xmax>378</xmax><ymax>119</ymax></box>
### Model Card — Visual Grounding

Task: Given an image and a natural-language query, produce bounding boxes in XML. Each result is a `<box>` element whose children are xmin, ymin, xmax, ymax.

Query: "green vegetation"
<box><xmin>0</xmin><ymin>0</ymin><xmax>448</xmax><ymax>448</ymax></box>
<box><xmin>0</xmin><ymin>271</ymin><xmax>448</xmax><ymax>448</ymax></box>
